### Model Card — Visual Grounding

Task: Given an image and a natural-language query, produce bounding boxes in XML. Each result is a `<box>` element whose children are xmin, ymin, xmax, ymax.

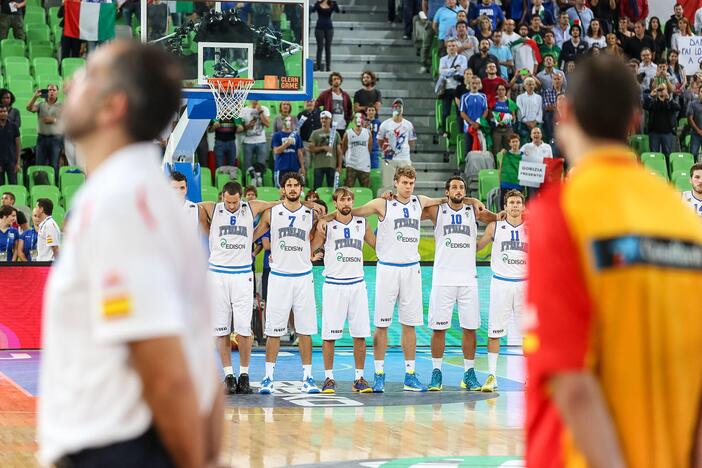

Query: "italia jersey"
<box><xmin>376</xmin><ymin>196</ymin><xmax>421</xmax><ymax>264</ymax></box>
<box><xmin>323</xmin><ymin>217</ymin><xmax>365</xmax><ymax>282</ymax></box>
<box><xmin>270</xmin><ymin>203</ymin><xmax>313</xmax><ymax>274</ymax></box>
<box><xmin>681</xmin><ymin>190</ymin><xmax>702</xmax><ymax>216</ymax></box>
<box><xmin>183</xmin><ymin>200</ymin><xmax>199</xmax><ymax>225</ymax></box>
<box><xmin>208</xmin><ymin>201</ymin><xmax>254</xmax><ymax>270</ymax></box>
<box><xmin>490</xmin><ymin>220</ymin><xmax>527</xmax><ymax>279</ymax></box>
<box><xmin>0</xmin><ymin>227</ymin><xmax>19</xmax><ymax>262</ymax></box>
<box><xmin>433</xmin><ymin>203</ymin><xmax>477</xmax><ymax>286</ymax></box>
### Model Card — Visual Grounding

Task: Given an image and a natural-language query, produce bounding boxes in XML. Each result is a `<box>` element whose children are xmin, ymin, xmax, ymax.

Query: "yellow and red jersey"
<box><xmin>525</xmin><ymin>146</ymin><xmax>702</xmax><ymax>468</ymax></box>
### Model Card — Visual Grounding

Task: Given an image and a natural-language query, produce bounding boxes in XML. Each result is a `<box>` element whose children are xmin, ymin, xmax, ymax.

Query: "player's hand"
<box><xmin>497</xmin><ymin>210</ymin><xmax>507</xmax><ymax>220</ymax></box>
<box><xmin>380</xmin><ymin>191</ymin><xmax>394</xmax><ymax>200</ymax></box>
<box><xmin>473</xmin><ymin>199</ymin><xmax>486</xmax><ymax>212</ymax></box>
<box><xmin>311</xmin><ymin>250</ymin><xmax>324</xmax><ymax>261</ymax></box>
<box><xmin>316</xmin><ymin>218</ymin><xmax>328</xmax><ymax>234</ymax></box>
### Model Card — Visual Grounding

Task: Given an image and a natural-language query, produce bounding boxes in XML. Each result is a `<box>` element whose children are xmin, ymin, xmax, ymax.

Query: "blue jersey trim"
<box><xmin>492</xmin><ymin>275</ymin><xmax>525</xmax><ymax>282</ymax></box>
<box><xmin>270</xmin><ymin>270</ymin><xmax>312</xmax><ymax>277</ymax></box>
<box><xmin>208</xmin><ymin>263</ymin><xmax>251</xmax><ymax>270</ymax></box>
<box><xmin>378</xmin><ymin>261</ymin><xmax>420</xmax><ymax>267</ymax></box>
<box><xmin>209</xmin><ymin>268</ymin><xmax>252</xmax><ymax>275</ymax></box>
<box><xmin>325</xmin><ymin>278</ymin><xmax>365</xmax><ymax>286</ymax></box>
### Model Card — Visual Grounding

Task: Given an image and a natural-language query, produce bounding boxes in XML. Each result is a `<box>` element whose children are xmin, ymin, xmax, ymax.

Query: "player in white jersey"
<box><xmin>681</xmin><ymin>163</ymin><xmax>702</xmax><ymax>217</ymax></box>
<box><xmin>423</xmin><ymin>176</ymin><xmax>500</xmax><ymax>392</ymax></box>
<box><xmin>319</xmin><ymin>165</ymin><xmax>487</xmax><ymax>392</ymax></box>
<box><xmin>198</xmin><ymin>181</ymin><xmax>283</xmax><ymax>395</ymax></box>
<box><xmin>253</xmin><ymin>172</ymin><xmax>321</xmax><ymax>394</ymax></box>
<box><xmin>476</xmin><ymin>189</ymin><xmax>527</xmax><ymax>392</ymax></box>
<box><xmin>170</xmin><ymin>171</ymin><xmax>206</xmax><ymax>233</ymax></box>
<box><xmin>311</xmin><ymin>187</ymin><xmax>376</xmax><ymax>394</ymax></box>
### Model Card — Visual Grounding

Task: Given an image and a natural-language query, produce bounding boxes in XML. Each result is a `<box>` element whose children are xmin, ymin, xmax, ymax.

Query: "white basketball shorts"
<box><xmin>428</xmin><ymin>283</ymin><xmax>480</xmax><ymax>331</ymax></box>
<box><xmin>209</xmin><ymin>270</ymin><xmax>254</xmax><ymax>337</ymax></box>
<box><xmin>322</xmin><ymin>279</ymin><xmax>371</xmax><ymax>340</ymax></box>
<box><xmin>264</xmin><ymin>271</ymin><xmax>318</xmax><ymax>337</ymax></box>
<box><xmin>374</xmin><ymin>262</ymin><xmax>423</xmax><ymax>328</ymax></box>
<box><xmin>488</xmin><ymin>276</ymin><xmax>525</xmax><ymax>338</ymax></box>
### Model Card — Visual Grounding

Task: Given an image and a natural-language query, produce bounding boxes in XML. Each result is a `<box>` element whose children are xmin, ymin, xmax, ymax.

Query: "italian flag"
<box><xmin>64</xmin><ymin>1</ymin><xmax>117</xmax><ymax>42</ymax></box>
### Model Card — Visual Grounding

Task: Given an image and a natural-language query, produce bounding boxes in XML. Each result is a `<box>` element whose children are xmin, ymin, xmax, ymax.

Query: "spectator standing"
<box><xmin>146</xmin><ymin>0</ymin><xmax>169</xmax><ymax>40</ymax></box>
<box><xmin>0</xmin><ymin>205</ymin><xmax>19</xmax><ymax>262</ymax></box>
<box><xmin>473</xmin><ymin>15</ymin><xmax>494</xmax><ymax>44</ymax></box>
<box><xmin>34</xmin><ymin>198</ymin><xmax>60</xmax><ymax>261</ymax></box>
<box><xmin>603</xmin><ymin>33</ymin><xmax>624</xmax><ymax>57</ymax></box>
<box><xmin>668</xmin><ymin>49</ymin><xmax>687</xmax><ymax>96</ymax></box>
<box><xmin>527</xmin><ymin>16</ymin><xmax>547</xmax><ymax>44</ymax></box>
<box><xmin>271</xmin><ymin>117</ymin><xmax>305</xmax><ymax>187</ymax></box>
<box><xmin>664</xmin><ymin>3</ymin><xmax>684</xmax><ymax>51</ymax></box>
<box><xmin>638</xmin><ymin>48</ymin><xmax>656</xmax><ymax>90</ymax></box>
<box><xmin>308</xmin><ymin>111</ymin><xmax>342</xmax><ymax>189</ymax></box>
<box><xmin>671</xmin><ymin>17</ymin><xmax>693</xmax><ymax>55</ymax></box>
<box><xmin>651</xmin><ymin>60</ymin><xmax>676</xmax><ymax>93</ymax></box>
<box><xmin>437</xmin><ymin>38</ymin><xmax>468</xmax><ymax>135</ymax></box>
<box><xmin>353</xmin><ymin>71</ymin><xmax>382</xmax><ymax>114</ymax></box>
<box><xmin>418</xmin><ymin>0</ymin><xmax>447</xmax><ymax>73</ymax></box>
<box><xmin>459</xmin><ymin>76</ymin><xmax>488</xmax><ymax>154</ymax></box>
<box><xmin>312</xmin><ymin>0</ymin><xmax>340</xmax><ymax>71</ymax></box>
<box><xmin>433</xmin><ymin>0</ymin><xmax>464</xmax><ymax>43</ymax></box>
<box><xmin>467</xmin><ymin>39</ymin><xmax>500</xmax><ymax>78</ymax></box>
<box><xmin>490</xmin><ymin>83</ymin><xmax>517</xmax><ymax>154</ymax></box>
<box><xmin>489</xmin><ymin>30</ymin><xmax>513</xmax><ymax>80</ymax></box>
<box><xmin>520</xmin><ymin>126</ymin><xmax>552</xmax><ymax>164</ymax></box>
<box><xmin>342</xmin><ymin>113</ymin><xmax>373</xmax><ymax>188</ymax></box>
<box><xmin>566</xmin><ymin>0</ymin><xmax>594</xmax><ymax>33</ymax></box>
<box><xmin>501</xmin><ymin>18</ymin><xmax>521</xmax><ymax>46</ymax></box>
<box><xmin>481</xmin><ymin>62</ymin><xmax>508</xmax><ymax>109</ymax></box>
<box><xmin>364</xmin><ymin>106</ymin><xmax>382</xmax><ymax>170</ymax></box>
<box><xmin>559</xmin><ymin>24</ymin><xmax>588</xmax><ymax>69</ymax></box>
<box><xmin>615</xmin><ymin>16</ymin><xmax>633</xmax><ymax>46</ymax></box>
<box><xmin>272</xmin><ymin>101</ymin><xmax>298</xmax><ymax>133</ymax></box>
<box><xmin>315</xmin><ymin>72</ymin><xmax>353</xmax><ymax>135</ymax></box>
<box><xmin>536</xmin><ymin>55</ymin><xmax>565</xmax><ymax>90</ymax></box>
<box><xmin>585</xmin><ymin>19</ymin><xmax>606</xmax><ymax>49</ymax></box>
<box><xmin>120</xmin><ymin>0</ymin><xmax>141</xmax><ymax>32</ymax></box>
<box><xmin>298</xmin><ymin>100</ymin><xmax>322</xmax><ymax>143</ymax></box>
<box><xmin>647</xmin><ymin>17</ymin><xmax>666</xmax><ymax>61</ymax></box>
<box><xmin>210</xmin><ymin>116</ymin><xmax>243</xmax><ymax>169</ymax></box>
<box><xmin>27</xmin><ymin>84</ymin><xmax>63</xmax><ymax>175</ymax></box>
<box><xmin>539</xmin><ymin>31</ymin><xmax>561</xmax><ymax>69</ymax></box>
<box><xmin>401</xmin><ymin>0</ymin><xmax>421</xmax><ymax>40</ymax></box>
<box><xmin>0</xmin><ymin>89</ymin><xmax>20</xmax><ymax>129</ymax></box>
<box><xmin>644</xmin><ymin>84</ymin><xmax>680</xmax><ymax>156</ymax></box>
<box><xmin>589</xmin><ymin>0</ymin><xmax>616</xmax><ymax>34</ymax></box>
<box><xmin>240</xmin><ymin>100</ymin><xmax>271</xmax><ymax>171</ymax></box>
<box><xmin>512</xmin><ymin>24</ymin><xmax>540</xmax><ymax>76</ymax></box>
<box><xmin>497</xmin><ymin>134</ymin><xmax>524</xmax><ymax>208</ymax></box>
<box><xmin>687</xmin><ymin>87</ymin><xmax>702</xmax><ymax>159</ymax></box>
<box><xmin>445</xmin><ymin>10</ymin><xmax>474</xmax><ymax>39</ymax></box>
<box><xmin>57</xmin><ymin>3</ymin><xmax>84</xmax><ymax>60</ymax></box>
<box><xmin>0</xmin><ymin>0</ymin><xmax>25</xmax><ymax>40</ymax></box>
<box><xmin>516</xmin><ymin>77</ymin><xmax>543</xmax><ymax>141</ymax></box>
<box><xmin>552</xmin><ymin>11</ymin><xmax>571</xmax><ymax>48</ymax></box>
<box><xmin>453</xmin><ymin>21</ymin><xmax>479</xmax><ymax>61</ymax></box>
<box><xmin>542</xmin><ymin>72</ymin><xmax>564</xmax><ymax>144</ymax></box>
<box><xmin>468</xmin><ymin>0</ymin><xmax>503</xmax><ymax>31</ymax></box>
<box><xmin>623</xmin><ymin>20</ymin><xmax>654</xmax><ymax>61</ymax></box>
<box><xmin>0</xmin><ymin>105</ymin><xmax>20</xmax><ymax>184</ymax></box>
<box><xmin>377</xmin><ymin>98</ymin><xmax>417</xmax><ymax>188</ymax></box>
<box><xmin>525</xmin><ymin>0</ymin><xmax>555</xmax><ymax>27</ymax></box>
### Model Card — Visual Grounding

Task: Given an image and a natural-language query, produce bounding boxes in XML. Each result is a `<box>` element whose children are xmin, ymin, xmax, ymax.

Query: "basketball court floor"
<box><xmin>0</xmin><ymin>347</ymin><xmax>524</xmax><ymax>467</ymax></box>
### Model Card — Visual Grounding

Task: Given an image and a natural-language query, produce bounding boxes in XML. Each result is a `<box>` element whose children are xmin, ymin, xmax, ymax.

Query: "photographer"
<box><xmin>436</xmin><ymin>38</ymin><xmax>468</xmax><ymax>137</ymax></box>
<box><xmin>27</xmin><ymin>84</ymin><xmax>63</xmax><ymax>178</ymax></box>
<box><xmin>643</xmin><ymin>84</ymin><xmax>679</xmax><ymax>157</ymax></box>
<box><xmin>240</xmin><ymin>100</ymin><xmax>271</xmax><ymax>177</ymax></box>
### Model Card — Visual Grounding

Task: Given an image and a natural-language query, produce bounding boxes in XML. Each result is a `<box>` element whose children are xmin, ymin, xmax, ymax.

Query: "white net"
<box><xmin>207</xmin><ymin>78</ymin><xmax>255</xmax><ymax>120</ymax></box>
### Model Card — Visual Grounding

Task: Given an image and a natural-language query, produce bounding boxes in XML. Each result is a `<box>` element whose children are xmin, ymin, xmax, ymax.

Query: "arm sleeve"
<box><xmin>45</xmin><ymin>222</ymin><xmax>60</xmax><ymax>247</ymax></box>
<box><xmin>525</xmin><ymin>187</ymin><xmax>593</xmax><ymax>383</ymax></box>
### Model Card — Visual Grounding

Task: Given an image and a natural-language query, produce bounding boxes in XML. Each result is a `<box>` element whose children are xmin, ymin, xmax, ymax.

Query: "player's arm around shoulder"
<box><xmin>476</xmin><ymin>221</ymin><xmax>496</xmax><ymax>251</ymax></box>
<box><xmin>364</xmin><ymin>222</ymin><xmax>377</xmax><ymax>249</ymax></box>
<box><xmin>249</xmin><ymin>199</ymin><xmax>281</xmax><ymax>217</ymax></box>
<box><xmin>252</xmin><ymin>209</ymin><xmax>271</xmax><ymax>242</ymax></box>
<box><xmin>421</xmin><ymin>204</ymin><xmax>439</xmax><ymax>223</ymax></box>
<box><xmin>350</xmin><ymin>197</ymin><xmax>386</xmax><ymax>219</ymax></box>
<box><xmin>417</xmin><ymin>195</ymin><xmax>448</xmax><ymax>209</ymax></box>
<box><xmin>198</xmin><ymin>202</ymin><xmax>215</xmax><ymax>234</ymax></box>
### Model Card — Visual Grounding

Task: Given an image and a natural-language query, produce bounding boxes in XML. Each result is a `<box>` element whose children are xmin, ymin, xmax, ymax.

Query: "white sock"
<box><xmin>488</xmin><ymin>352</ymin><xmax>499</xmax><ymax>376</ymax></box>
<box><xmin>324</xmin><ymin>369</ymin><xmax>334</xmax><ymax>379</ymax></box>
<box><xmin>265</xmin><ymin>362</ymin><xmax>275</xmax><ymax>379</ymax></box>
<box><xmin>405</xmin><ymin>360</ymin><xmax>415</xmax><ymax>373</ymax></box>
<box><xmin>432</xmin><ymin>358</ymin><xmax>442</xmax><ymax>370</ymax></box>
<box><xmin>239</xmin><ymin>366</ymin><xmax>249</xmax><ymax>375</ymax></box>
<box><xmin>355</xmin><ymin>368</ymin><xmax>364</xmax><ymax>380</ymax></box>
<box><xmin>464</xmin><ymin>359</ymin><xmax>474</xmax><ymax>371</ymax></box>
<box><xmin>303</xmin><ymin>364</ymin><xmax>313</xmax><ymax>380</ymax></box>
<box><xmin>374</xmin><ymin>360</ymin><xmax>385</xmax><ymax>373</ymax></box>
<box><xmin>223</xmin><ymin>366</ymin><xmax>233</xmax><ymax>376</ymax></box>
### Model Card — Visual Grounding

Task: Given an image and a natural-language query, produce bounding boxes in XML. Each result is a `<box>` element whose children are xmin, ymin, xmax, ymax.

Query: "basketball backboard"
<box><xmin>141</xmin><ymin>0</ymin><xmax>311</xmax><ymax>118</ymax></box>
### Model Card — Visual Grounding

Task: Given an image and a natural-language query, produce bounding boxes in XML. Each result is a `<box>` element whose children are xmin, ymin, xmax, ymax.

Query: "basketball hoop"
<box><xmin>206</xmin><ymin>77</ymin><xmax>255</xmax><ymax>120</ymax></box>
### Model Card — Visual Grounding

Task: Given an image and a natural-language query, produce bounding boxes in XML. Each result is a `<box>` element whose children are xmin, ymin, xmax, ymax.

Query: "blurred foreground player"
<box><xmin>39</xmin><ymin>41</ymin><xmax>223</xmax><ymax>467</ymax></box>
<box><xmin>525</xmin><ymin>54</ymin><xmax>702</xmax><ymax>468</ymax></box>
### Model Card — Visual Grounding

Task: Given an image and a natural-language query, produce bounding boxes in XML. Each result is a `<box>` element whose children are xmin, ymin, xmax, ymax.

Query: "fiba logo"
<box><xmin>501</xmin><ymin>253</ymin><xmax>526</xmax><ymax>265</ymax></box>
<box><xmin>279</xmin><ymin>241</ymin><xmax>303</xmax><ymax>252</ymax></box>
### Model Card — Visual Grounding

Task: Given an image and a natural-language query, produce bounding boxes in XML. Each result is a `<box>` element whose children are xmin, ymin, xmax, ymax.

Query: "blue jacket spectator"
<box><xmin>433</xmin><ymin>0</ymin><xmax>464</xmax><ymax>41</ymax></box>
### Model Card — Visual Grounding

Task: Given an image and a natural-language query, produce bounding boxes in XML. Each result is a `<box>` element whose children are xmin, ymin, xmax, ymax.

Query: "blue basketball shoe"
<box><xmin>258</xmin><ymin>377</ymin><xmax>274</xmax><ymax>394</ymax></box>
<box><xmin>301</xmin><ymin>376</ymin><xmax>321</xmax><ymax>394</ymax></box>
<box><xmin>460</xmin><ymin>368</ymin><xmax>482</xmax><ymax>391</ymax></box>
<box><xmin>428</xmin><ymin>369</ymin><xmax>443</xmax><ymax>391</ymax></box>
<box><xmin>403</xmin><ymin>371</ymin><xmax>428</xmax><ymax>392</ymax></box>
<box><xmin>372</xmin><ymin>371</ymin><xmax>385</xmax><ymax>393</ymax></box>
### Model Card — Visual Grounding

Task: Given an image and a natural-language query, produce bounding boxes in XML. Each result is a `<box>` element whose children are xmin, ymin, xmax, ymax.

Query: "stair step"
<box><xmin>324</xmin><ymin>53</ymin><xmax>421</xmax><ymax>64</ymax></box>
<box><xmin>311</xmin><ymin>43</ymin><xmax>416</xmax><ymax>56</ymax></box>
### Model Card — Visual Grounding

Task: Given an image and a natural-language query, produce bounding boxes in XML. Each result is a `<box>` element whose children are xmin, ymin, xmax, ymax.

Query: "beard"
<box><xmin>450</xmin><ymin>195</ymin><xmax>464</xmax><ymax>205</ymax></box>
<box><xmin>285</xmin><ymin>193</ymin><xmax>300</xmax><ymax>202</ymax></box>
<box><xmin>339</xmin><ymin>207</ymin><xmax>352</xmax><ymax>215</ymax></box>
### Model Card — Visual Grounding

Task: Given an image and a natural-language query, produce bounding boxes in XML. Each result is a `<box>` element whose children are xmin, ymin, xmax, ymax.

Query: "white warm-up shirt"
<box><xmin>38</xmin><ymin>143</ymin><xmax>217</xmax><ymax>465</ymax></box>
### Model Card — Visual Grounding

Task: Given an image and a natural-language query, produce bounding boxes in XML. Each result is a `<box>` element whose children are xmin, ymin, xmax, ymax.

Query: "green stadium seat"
<box><xmin>643</xmin><ymin>157</ymin><xmax>669</xmax><ymax>180</ymax></box>
<box><xmin>435</xmin><ymin>100</ymin><xmax>442</xmax><ymax>133</ymax></box>
<box><xmin>61</xmin><ymin>58</ymin><xmax>86</xmax><ymax>80</ymax></box>
<box><xmin>3</xmin><ymin>55</ymin><xmax>29</xmax><ymax>68</ymax></box>
<box><xmin>671</xmin><ymin>170</ymin><xmax>689</xmax><ymax>184</ymax></box>
<box><xmin>33</xmin><ymin>57</ymin><xmax>59</xmax><ymax>77</ymax></box>
<box><xmin>0</xmin><ymin>184</ymin><xmax>28</xmax><ymax>205</ymax></box>
<box><xmin>640</xmin><ymin>152</ymin><xmax>665</xmax><ymax>165</ymax></box>
<box><xmin>26</xmin><ymin>25</ymin><xmax>51</xmax><ymax>44</ymax></box>
<box><xmin>675</xmin><ymin>177</ymin><xmax>692</xmax><ymax>191</ymax></box>
<box><xmin>27</xmin><ymin>165</ymin><xmax>56</xmax><ymax>188</ymax></box>
<box><xmin>628</xmin><ymin>134</ymin><xmax>650</xmax><ymax>156</ymax></box>
<box><xmin>31</xmin><ymin>184</ymin><xmax>61</xmax><ymax>207</ymax></box>
<box><xmin>62</xmin><ymin>184</ymin><xmax>81</xmax><ymax>210</ymax></box>
<box><xmin>48</xmin><ymin>7</ymin><xmax>61</xmax><ymax>28</ymax></box>
<box><xmin>216</xmin><ymin>171</ymin><xmax>244</xmax><ymax>190</ymax></box>
<box><xmin>1</xmin><ymin>39</ymin><xmax>25</xmax><ymax>59</ymax></box>
<box><xmin>60</xmin><ymin>171</ymin><xmax>85</xmax><ymax>189</ymax></box>
<box><xmin>263</xmin><ymin>168</ymin><xmax>274</xmax><ymax>187</ymax></box>
<box><xmin>52</xmin><ymin>205</ymin><xmax>65</xmax><ymax>226</ymax></box>
<box><xmin>36</xmin><ymin>75</ymin><xmax>62</xmax><ymax>89</ymax></box>
<box><xmin>29</xmin><ymin>43</ymin><xmax>54</xmax><ymax>60</ymax></box>
<box><xmin>316</xmin><ymin>187</ymin><xmax>333</xmax><ymax>200</ymax></box>
<box><xmin>456</xmin><ymin>137</ymin><xmax>466</xmax><ymax>167</ymax></box>
<box><xmin>7</xmin><ymin>77</ymin><xmax>35</xmax><ymax>95</ymax></box>
<box><xmin>351</xmin><ymin>187</ymin><xmax>373</xmax><ymax>206</ymax></box>
<box><xmin>200</xmin><ymin>167</ymin><xmax>213</xmax><ymax>187</ymax></box>
<box><xmin>256</xmin><ymin>186</ymin><xmax>281</xmax><ymax>202</ymax></box>
<box><xmin>201</xmin><ymin>185</ymin><xmax>219</xmax><ymax>202</ymax></box>
<box><xmin>4</xmin><ymin>168</ymin><xmax>23</xmax><ymax>185</ymax></box>
<box><xmin>5</xmin><ymin>60</ymin><xmax>30</xmax><ymax>76</ymax></box>
<box><xmin>478</xmin><ymin>169</ymin><xmax>500</xmax><ymax>202</ymax></box>
<box><xmin>58</xmin><ymin>165</ymin><xmax>82</xmax><ymax>178</ymax></box>
<box><xmin>669</xmin><ymin>152</ymin><xmax>695</xmax><ymax>173</ymax></box>
<box><xmin>24</xmin><ymin>9</ymin><xmax>46</xmax><ymax>24</ymax></box>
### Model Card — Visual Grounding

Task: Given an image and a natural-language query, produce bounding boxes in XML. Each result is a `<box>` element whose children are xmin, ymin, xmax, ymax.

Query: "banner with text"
<box><xmin>518</xmin><ymin>160</ymin><xmax>546</xmax><ymax>188</ymax></box>
<box><xmin>678</xmin><ymin>36</ymin><xmax>702</xmax><ymax>68</ymax></box>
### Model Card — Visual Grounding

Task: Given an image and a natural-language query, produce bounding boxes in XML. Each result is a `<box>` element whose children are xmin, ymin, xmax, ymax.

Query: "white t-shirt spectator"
<box><xmin>37</xmin><ymin>216</ymin><xmax>60</xmax><ymax>261</ymax></box>
<box><xmin>638</xmin><ymin>62</ymin><xmax>657</xmax><ymax>90</ymax></box>
<box><xmin>378</xmin><ymin>118</ymin><xmax>417</xmax><ymax>162</ymax></box>
<box><xmin>516</xmin><ymin>92</ymin><xmax>543</xmax><ymax>124</ymax></box>
<box><xmin>331</xmin><ymin>92</ymin><xmax>347</xmax><ymax>129</ymax></box>
<box><xmin>521</xmin><ymin>141</ymin><xmax>553</xmax><ymax>163</ymax></box>
<box><xmin>345</xmin><ymin>127</ymin><xmax>372</xmax><ymax>172</ymax></box>
<box><xmin>502</xmin><ymin>30</ymin><xmax>521</xmax><ymax>46</ymax></box>
<box><xmin>39</xmin><ymin>143</ymin><xmax>217</xmax><ymax>465</ymax></box>
<box><xmin>240</xmin><ymin>105</ymin><xmax>271</xmax><ymax>144</ymax></box>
